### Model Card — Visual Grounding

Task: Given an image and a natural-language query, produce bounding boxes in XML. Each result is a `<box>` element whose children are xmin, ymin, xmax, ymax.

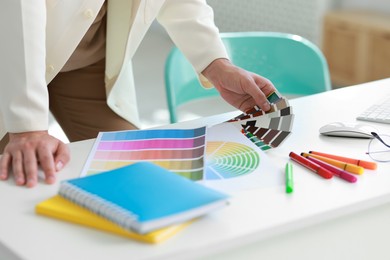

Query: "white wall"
<box><xmin>206</xmin><ymin>0</ymin><xmax>390</xmax><ymax>46</ymax></box>
<box><xmin>207</xmin><ymin>0</ymin><xmax>334</xmax><ymax>45</ymax></box>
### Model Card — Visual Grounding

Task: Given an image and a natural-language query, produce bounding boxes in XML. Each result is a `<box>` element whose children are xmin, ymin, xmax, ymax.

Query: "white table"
<box><xmin>1</xmin><ymin>79</ymin><xmax>390</xmax><ymax>260</ymax></box>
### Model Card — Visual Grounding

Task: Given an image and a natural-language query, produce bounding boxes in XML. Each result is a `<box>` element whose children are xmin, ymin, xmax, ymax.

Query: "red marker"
<box><xmin>289</xmin><ymin>152</ymin><xmax>333</xmax><ymax>179</ymax></box>
<box><xmin>306</xmin><ymin>156</ymin><xmax>357</xmax><ymax>183</ymax></box>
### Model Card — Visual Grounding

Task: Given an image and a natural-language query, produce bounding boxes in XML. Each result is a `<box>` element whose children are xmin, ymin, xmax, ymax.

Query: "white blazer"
<box><xmin>0</xmin><ymin>0</ymin><xmax>228</xmax><ymax>140</ymax></box>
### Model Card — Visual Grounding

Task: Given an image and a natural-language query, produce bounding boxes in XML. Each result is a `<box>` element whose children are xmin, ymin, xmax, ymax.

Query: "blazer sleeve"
<box><xmin>156</xmin><ymin>0</ymin><xmax>228</xmax><ymax>75</ymax></box>
<box><xmin>0</xmin><ymin>0</ymin><xmax>49</xmax><ymax>133</ymax></box>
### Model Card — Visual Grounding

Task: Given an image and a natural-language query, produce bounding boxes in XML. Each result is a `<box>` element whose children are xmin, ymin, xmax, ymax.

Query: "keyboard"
<box><xmin>357</xmin><ymin>95</ymin><xmax>390</xmax><ymax>124</ymax></box>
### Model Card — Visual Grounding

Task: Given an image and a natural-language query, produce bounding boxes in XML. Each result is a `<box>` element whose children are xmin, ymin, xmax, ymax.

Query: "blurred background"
<box><xmin>50</xmin><ymin>0</ymin><xmax>390</xmax><ymax>142</ymax></box>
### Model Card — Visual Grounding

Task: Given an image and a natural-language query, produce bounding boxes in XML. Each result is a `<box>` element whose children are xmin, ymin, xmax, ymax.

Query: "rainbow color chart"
<box><xmin>205</xmin><ymin>141</ymin><xmax>260</xmax><ymax>180</ymax></box>
<box><xmin>82</xmin><ymin>127</ymin><xmax>206</xmax><ymax>180</ymax></box>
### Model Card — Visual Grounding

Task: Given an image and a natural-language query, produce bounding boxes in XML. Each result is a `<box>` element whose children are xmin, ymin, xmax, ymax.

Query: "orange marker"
<box><xmin>301</xmin><ymin>152</ymin><xmax>364</xmax><ymax>175</ymax></box>
<box><xmin>309</xmin><ymin>151</ymin><xmax>377</xmax><ymax>170</ymax></box>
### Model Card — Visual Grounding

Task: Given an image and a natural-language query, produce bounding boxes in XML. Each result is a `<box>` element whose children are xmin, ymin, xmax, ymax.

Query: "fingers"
<box><xmin>0</xmin><ymin>131</ymin><xmax>70</xmax><ymax>187</ymax></box>
<box><xmin>23</xmin><ymin>149</ymin><xmax>39</xmax><ymax>187</ymax></box>
<box><xmin>37</xmin><ymin>146</ymin><xmax>56</xmax><ymax>185</ymax></box>
<box><xmin>12</xmin><ymin>150</ymin><xmax>26</xmax><ymax>186</ymax></box>
<box><xmin>238</xmin><ymin>76</ymin><xmax>270</xmax><ymax>112</ymax></box>
<box><xmin>203</xmin><ymin>60</ymin><xmax>279</xmax><ymax>113</ymax></box>
<box><xmin>54</xmin><ymin>142</ymin><xmax>70</xmax><ymax>172</ymax></box>
<box><xmin>250</xmin><ymin>74</ymin><xmax>277</xmax><ymax>111</ymax></box>
<box><xmin>0</xmin><ymin>153</ymin><xmax>11</xmax><ymax>181</ymax></box>
<box><xmin>13</xmin><ymin>144</ymin><xmax>63</xmax><ymax>186</ymax></box>
<box><xmin>255</xmin><ymin>77</ymin><xmax>277</xmax><ymax>96</ymax></box>
<box><xmin>8</xmin><ymin>148</ymin><xmax>45</xmax><ymax>187</ymax></box>
<box><xmin>1</xmin><ymin>150</ymin><xmax>30</xmax><ymax>186</ymax></box>
<box><xmin>36</xmin><ymin>140</ymin><xmax>70</xmax><ymax>184</ymax></box>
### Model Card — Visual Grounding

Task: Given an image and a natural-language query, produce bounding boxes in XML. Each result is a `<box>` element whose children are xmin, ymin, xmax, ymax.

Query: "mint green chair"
<box><xmin>165</xmin><ymin>32</ymin><xmax>331</xmax><ymax>123</ymax></box>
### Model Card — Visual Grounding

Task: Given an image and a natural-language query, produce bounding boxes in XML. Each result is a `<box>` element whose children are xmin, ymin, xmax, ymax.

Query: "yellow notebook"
<box><xmin>35</xmin><ymin>195</ymin><xmax>192</xmax><ymax>244</ymax></box>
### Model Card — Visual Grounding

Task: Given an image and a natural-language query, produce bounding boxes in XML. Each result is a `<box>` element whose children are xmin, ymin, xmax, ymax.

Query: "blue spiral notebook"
<box><xmin>59</xmin><ymin>162</ymin><xmax>229</xmax><ymax>234</ymax></box>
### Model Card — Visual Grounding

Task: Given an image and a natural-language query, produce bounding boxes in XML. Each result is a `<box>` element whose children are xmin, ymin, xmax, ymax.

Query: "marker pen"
<box><xmin>289</xmin><ymin>152</ymin><xmax>333</xmax><ymax>179</ymax></box>
<box><xmin>285</xmin><ymin>162</ymin><xmax>294</xmax><ymax>193</ymax></box>
<box><xmin>309</xmin><ymin>151</ymin><xmax>377</xmax><ymax>170</ymax></box>
<box><xmin>306</xmin><ymin>156</ymin><xmax>357</xmax><ymax>183</ymax></box>
<box><xmin>301</xmin><ymin>152</ymin><xmax>364</xmax><ymax>175</ymax></box>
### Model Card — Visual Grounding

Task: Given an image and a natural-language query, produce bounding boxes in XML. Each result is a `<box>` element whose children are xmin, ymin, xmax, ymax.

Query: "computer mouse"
<box><xmin>319</xmin><ymin>122</ymin><xmax>377</xmax><ymax>138</ymax></box>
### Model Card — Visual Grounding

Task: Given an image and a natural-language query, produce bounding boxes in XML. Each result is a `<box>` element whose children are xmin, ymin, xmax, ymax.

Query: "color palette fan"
<box><xmin>225</xmin><ymin>91</ymin><xmax>294</xmax><ymax>151</ymax></box>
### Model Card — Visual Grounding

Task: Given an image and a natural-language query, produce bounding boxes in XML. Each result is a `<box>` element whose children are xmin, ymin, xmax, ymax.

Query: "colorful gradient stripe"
<box><xmin>100</xmin><ymin>127</ymin><xmax>206</xmax><ymax>141</ymax></box>
<box><xmin>87</xmin><ymin>159</ymin><xmax>205</xmax><ymax>180</ymax></box>
<box><xmin>94</xmin><ymin>146</ymin><xmax>205</xmax><ymax>160</ymax></box>
<box><xmin>83</xmin><ymin>127</ymin><xmax>207</xmax><ymax>181</ymax></box>
<box><xmin>97</xmin><ymin>136</ymin><xmax>205</xmax><ymax>150</ymax></box>
<box><xmin>89</xmin><ymin>158</ymin><xmax>204</xmax><ymax>172</ymax></box>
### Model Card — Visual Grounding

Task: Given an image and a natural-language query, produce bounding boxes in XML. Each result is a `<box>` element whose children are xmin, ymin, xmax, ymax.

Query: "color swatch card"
<box><xmin>225</xmin><ymin>92</ymin><xmax>294</xmax><ymax>151</ymax></box>
<box><xmin>59</xmin><ymin>161</ymin><xmax>229</xmax><ymax>234</ymax></box>
<box><xmin>81</xmin><ymin>127</ymin><xmax>206</xmax><ymax>180</ymax></box>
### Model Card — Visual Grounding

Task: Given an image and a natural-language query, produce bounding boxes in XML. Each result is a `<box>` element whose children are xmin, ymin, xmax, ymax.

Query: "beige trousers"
<box><xmin>0</xmin><ymin>58</ymin><xmax>137</xmax><ymax>153</ymax></box>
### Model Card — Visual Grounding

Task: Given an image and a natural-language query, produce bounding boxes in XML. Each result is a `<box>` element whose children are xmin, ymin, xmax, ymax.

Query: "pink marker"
<box><xmin>306</xmin><ymin>156</ymin><xmax>357</xmax><ymax>183</ymax></box>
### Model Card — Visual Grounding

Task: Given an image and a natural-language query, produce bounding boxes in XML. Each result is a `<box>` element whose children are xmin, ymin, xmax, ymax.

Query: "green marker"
<box><xmin>285</xmin><ymin>162</ymin><xmax>294</xmax><ymax>193</ymax></box>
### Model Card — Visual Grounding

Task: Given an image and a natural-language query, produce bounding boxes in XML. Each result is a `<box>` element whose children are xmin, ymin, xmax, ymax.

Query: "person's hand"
<box><xmin>201</xmin><ymin>58</ymin><xmax>277</xmax><ymax>112</ymax></box>
<box><xmin>0</xmin><ymin>131</ymin><xmax>70</xmax><ymax>188</ymax></box>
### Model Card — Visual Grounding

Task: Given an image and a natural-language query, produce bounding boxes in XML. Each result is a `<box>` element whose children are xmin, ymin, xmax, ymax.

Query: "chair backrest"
<box><xmin>165</xmin><ymin>32</ymin><xmax>331</xmax><ymax>123</ymax></box>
